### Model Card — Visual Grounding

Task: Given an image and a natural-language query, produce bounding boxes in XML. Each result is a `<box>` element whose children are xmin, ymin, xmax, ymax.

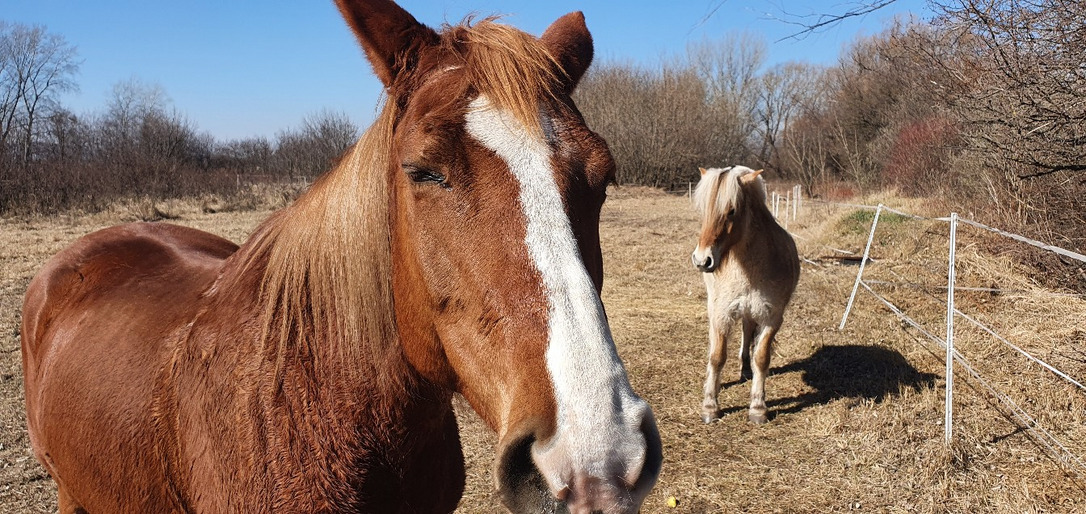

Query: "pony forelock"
<box><xmin>693</xmin><ymin>166</ymin><xmax>766</xmax><ymax>222</ymax></box>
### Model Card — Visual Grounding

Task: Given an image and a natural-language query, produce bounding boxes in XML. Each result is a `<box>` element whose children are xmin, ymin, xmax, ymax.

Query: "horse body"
<box><xmin>691</xmin><ymin>166</ymin><xmax>800</xmax><ymax>424</ymax></box>
<box><xmin>22</xmin><ymin>1</ymin><xmax>661</xmax><ymax>512</ymax></box>
<box><xmin>22</xmin><ymin>223</ymin><xmax>238</xmax><ymax>511</ymax></box>
<box><xmin>23</xmin><ymin>220</ymin><xmax>465</xmax><ymax>512</ymax></box>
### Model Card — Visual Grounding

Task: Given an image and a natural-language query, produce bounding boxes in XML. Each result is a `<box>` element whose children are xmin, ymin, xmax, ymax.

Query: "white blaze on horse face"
<box><xmin>465</xmin><ymin>95</ymin><xmax>652</xmax><ymax>508</ymax></box>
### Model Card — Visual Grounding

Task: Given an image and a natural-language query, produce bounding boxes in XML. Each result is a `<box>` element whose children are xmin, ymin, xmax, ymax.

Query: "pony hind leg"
<box><xmin>739</xmin><ymin>317</ymin><xmax>756</xmax><ymax>382</ymax></box>
<box><xmin>701</xmin><ymin>317</ymin><xmax>730</xmax><ymax>423</ymax></box>
<box><xmin>748</xmin><ymin>324</ymin><xmax>780</xmax><ymax>424</ymax></box>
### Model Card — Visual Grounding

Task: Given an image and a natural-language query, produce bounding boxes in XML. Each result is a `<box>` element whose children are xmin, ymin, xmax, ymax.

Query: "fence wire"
<box><xmin>859</xmin><ymin>282</ymin><xmax>1086</xmax><ymax>479</ymax></box>
<box><xmin>814</xmin><ymin>194</ymin><xmax>1085</xmax><ymax>478</ymax></box>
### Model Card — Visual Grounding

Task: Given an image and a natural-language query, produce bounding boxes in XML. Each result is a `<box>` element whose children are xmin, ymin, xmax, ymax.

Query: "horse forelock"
<box><xmin>434</xmin><ymin>18</ymin><xmax>562</xmax><ymax>138</ymax></box>
<box><xmin>693</xmin><ymin>167</ymin><xmax>732</xmax><ymax>223</ymax></box>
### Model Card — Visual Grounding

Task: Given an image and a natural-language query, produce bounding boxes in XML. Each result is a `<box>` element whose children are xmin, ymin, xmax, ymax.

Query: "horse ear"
<box><xmin>740</xmin><ymin>169</ymin><xmax>764</xmax><ymax>184</ymax></box>
<box><xmin>335</xmin><ymin>0</ymin><xmax>440</xmax><ymax>87</ymax></box>
<box><xmin>699</xmin><ymin>167</ymin><xmax>708</xmax><ymax>176</ymax></box>
<box><xmin>541</xmin><ymin>12</ymin><xmax>594</xmax><ymax>92</ymax></box>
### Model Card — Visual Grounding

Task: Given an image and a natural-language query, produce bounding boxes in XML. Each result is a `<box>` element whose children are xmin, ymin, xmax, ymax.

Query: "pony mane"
<box><xmin>693</xmin><ymin>166</ymin><xmax>767</xmax><ymax>221</ymax></box>
<box><xmin>442</xmin><ymin>17</ymin><xmax>563</xmax><ymax>136</ymax></box>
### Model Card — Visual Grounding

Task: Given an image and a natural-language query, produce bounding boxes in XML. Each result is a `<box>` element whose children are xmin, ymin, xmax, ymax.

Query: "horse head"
<box><xmin>335</xmin><ymin>1</ymin><xmax>662</xmax><ymax>511</ymax></box>
<box><xmin>691</xmin><ymin>166</ymin><xmax>765</xmax><ymax>273</ymax></box>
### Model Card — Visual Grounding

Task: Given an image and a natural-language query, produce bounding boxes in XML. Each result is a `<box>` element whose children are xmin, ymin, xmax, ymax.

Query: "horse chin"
<box><xmin>495</xmin><ymin>433</ymin><xmax>568</xmax><ymax>513</ymax></box>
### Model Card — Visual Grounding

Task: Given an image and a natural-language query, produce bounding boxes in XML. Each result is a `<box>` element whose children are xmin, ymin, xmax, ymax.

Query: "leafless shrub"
<box><xmin>121</xmin><ymin>196</ymin><xmax>179</xmax><ymax>222</ymax></box>
<box><xmin>574</xmin><ymin>35</ymin><xmax>771</xmax><ymax>188</ymax></box>
<box><xmin>0</xmin><ymin>77</ymin><xmax>350</xmax><ymax>216</ymax></box>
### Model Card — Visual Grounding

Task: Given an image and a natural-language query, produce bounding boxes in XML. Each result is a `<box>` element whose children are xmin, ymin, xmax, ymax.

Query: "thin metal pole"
<box><xmin>945</xmin><ymin>212</ymin><xmax>958</xmax><ymax>445</ymax></box>
<box><xmin>839</xmin><ymin>204</ymin><xmax>883</xmax><ymax>330</ymax></box>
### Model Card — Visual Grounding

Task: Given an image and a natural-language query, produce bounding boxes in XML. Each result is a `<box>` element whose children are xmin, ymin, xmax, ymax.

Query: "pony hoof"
<box><xmin>748</xmin><ymin>411</ymin><xmax>768</xmax><ymax>424</ymax></box>
<box><xmin>701</xmin><ymin>412</ymin><xmax>719</xmax><ymax>424</ymax></box>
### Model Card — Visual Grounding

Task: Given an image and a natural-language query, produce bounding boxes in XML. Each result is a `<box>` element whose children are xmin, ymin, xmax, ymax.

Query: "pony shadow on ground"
<box><xmin>716</xmin><ymin>345</ymin><xmax>938</xmax><ymax>421</ymax></box>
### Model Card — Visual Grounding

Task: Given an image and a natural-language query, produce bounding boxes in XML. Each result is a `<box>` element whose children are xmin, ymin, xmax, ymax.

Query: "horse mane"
<box><xmin>693</xmin><ymin>166</ymin><xmax>767</xmax><ymax>221</ymax></box>
<box><xmin>239</xmin><ymin>17</ymin><xmax>561</xmax><ymax>388</ymax></box>
<box><xmin>240</xmin><ymin>102</ymin><xmax>399</xmax><ymax>387</ymax></box>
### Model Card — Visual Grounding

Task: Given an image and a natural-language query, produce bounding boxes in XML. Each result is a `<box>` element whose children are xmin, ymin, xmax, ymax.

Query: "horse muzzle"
<box><xmin>495</xmin><ymin>404</ymin><xmax>662</xmax><ymax>514</ymax></box>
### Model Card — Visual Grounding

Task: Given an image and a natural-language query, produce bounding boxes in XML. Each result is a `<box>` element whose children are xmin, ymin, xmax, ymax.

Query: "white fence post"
<box><xmin>945</xmin><ymin>212</ymin><xmax>958</xmax><ymax>445</ymax></box>
<box><xmin>839</xmin><ymin>204</ymin><xmax>883</xmax><ymax>330</ymax></box>
<box><xmin>784</xmin><ymin>191</ymin><xmax>790</xmax><ymax>229</ymax></box>
<box><xmin>792</xmin><ymin>185</ymin><xmax>799</xmax><ymax>221</ymax></box>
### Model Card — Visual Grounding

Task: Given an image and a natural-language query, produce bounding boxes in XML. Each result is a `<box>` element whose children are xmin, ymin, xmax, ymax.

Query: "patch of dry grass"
<box><xmin>1</xmin><ymin>187</ymin><xmax>1083</xmax><ymax>513</ymax></box>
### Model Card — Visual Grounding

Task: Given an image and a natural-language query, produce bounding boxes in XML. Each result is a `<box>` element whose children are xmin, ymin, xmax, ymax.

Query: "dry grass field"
<box><xmin>1</xmin><ymin>187</ymin><xmax>1084</xmax><ymax>513</ymax></box>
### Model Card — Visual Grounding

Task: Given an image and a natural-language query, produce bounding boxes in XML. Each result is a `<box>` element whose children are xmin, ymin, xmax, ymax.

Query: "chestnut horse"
<box><xmin>20</xmin><ymin>1</ymin><xmax>661</xmax><ymax>512</ymax></box>
<box><xmin>691</xmin><ymin>166</ymin><xmax>799</xmax><ymax>424</ymax></box>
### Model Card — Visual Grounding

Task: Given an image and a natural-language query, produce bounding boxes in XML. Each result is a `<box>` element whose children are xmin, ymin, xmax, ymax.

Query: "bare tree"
<box><xmin>754</xmin><ymin>62</ymin><xmax>827</xmax><ymax>171</ymax></box>
<box><xmin>780</xmin><ymin>116</ymin><xmax>834</xmax><ymax>194</ymax></box>
<box><xmin>575</xmin><ymin>56</ymin><xmax>754</xmax><ymax>188</ymax></box>
<box><xmin>89</xmin><ymin>78</ymin><xmax>215</xmax><ymax>198</ymax></box>
<box><xmin>699</xmin><ymin>0</ymin><xmax>901</xmax><ymax>40</ymax></box>
<box><xmin>99</xmin><ymin>77</ymin><xmax>168</xmax><ymax>150</ymax></box>
<box><xmin>216</xmin><ymin>136</ymin><xmax>273</xmax><ymax>175</ymax></box>
<box><xmin>687</xmin><ymin>33</ymin><xmax>766</xmax><ymax>147</ymax></box>
<box><xmin>0</xmin><ymin>21</ymin><xmax>79</xmax><ymax>164</ymax></box>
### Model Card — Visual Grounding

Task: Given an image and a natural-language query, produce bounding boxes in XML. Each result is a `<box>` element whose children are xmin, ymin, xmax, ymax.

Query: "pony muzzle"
<box><xmin>495</xmin><ymin>409</ymin><xmax>663</xmax><ymax>513</ymax></box>
<box><xmin>692</xmin><ymin>246</ymin><xmax>719</xmax><ymax>273</ymax></box>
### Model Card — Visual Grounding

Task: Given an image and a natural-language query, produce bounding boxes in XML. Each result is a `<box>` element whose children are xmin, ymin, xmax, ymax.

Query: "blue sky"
<box><xmin>5</xmin><ymin>0</ymin><xmax>930</xmax><ymax>141</ymax></box>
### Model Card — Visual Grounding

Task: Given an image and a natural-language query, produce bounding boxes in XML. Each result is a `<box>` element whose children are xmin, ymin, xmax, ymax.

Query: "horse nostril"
<box><xmin>704</xmin><ymin>255</ymin><xmax>714</xmax><ymax>271</ymax></box>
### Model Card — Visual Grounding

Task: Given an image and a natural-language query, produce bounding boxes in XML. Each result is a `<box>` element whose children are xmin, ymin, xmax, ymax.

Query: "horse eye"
<box><xmin>727</xmin><ymin>208</ymin><xmax>736</xmax><ymax>217</ymax></box>
<box><xmin>403</xmin><ymin>164</ymin><xmax>450</xmax><ymax>188</ymax></box>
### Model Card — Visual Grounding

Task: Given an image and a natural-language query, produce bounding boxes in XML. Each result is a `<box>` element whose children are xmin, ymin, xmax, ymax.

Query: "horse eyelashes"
<box><xmin>403</xmin><ymin>164</ymin><xmax>451</xmax><ymax>189</ymax></box>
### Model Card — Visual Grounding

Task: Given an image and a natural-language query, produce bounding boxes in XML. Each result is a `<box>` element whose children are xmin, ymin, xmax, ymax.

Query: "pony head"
<box><xmin>691</xmin><ymin>165</ymin><xmax>765</xmax><ymax>272</ymax></box>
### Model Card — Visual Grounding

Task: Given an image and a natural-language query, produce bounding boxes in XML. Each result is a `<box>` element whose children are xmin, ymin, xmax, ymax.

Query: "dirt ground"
<box><xmin>1</xmin><ymin>187</ymin><xmax>1083</xmax><ymax>513</ymax></box>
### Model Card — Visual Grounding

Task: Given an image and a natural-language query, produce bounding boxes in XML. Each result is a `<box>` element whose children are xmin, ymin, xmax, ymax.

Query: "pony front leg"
<box><xmin>739</xmin><ymin>317</ymin><xmax>755</xmax><ymax>381</ymax></box>
<box><xmin>701</xmin><ymin>317</ymin><xmax>729</xmax><ymax>423</ymax></box>
<box><xmin>748</xmin><ymin>324</ymin><xmax>779</xmax><ymax>424</ymax></box>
